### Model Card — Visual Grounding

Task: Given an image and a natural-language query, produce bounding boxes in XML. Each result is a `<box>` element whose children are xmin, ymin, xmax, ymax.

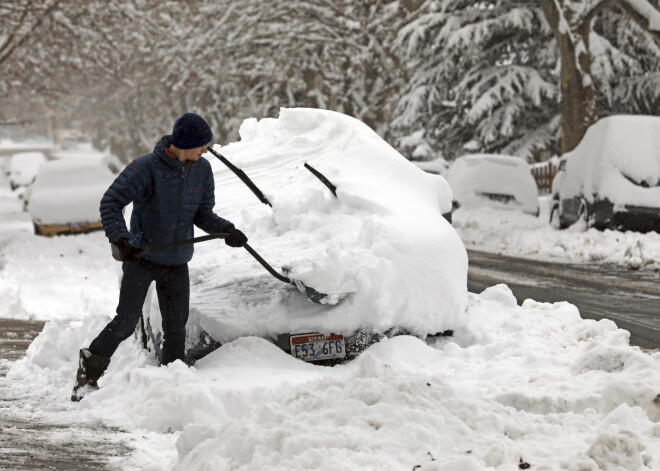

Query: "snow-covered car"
<box><xmin>28</xmin><ymin>158</ymin><xmax>115</xmax><ymax>237</ymax></box>
<box><xmin>139</xmin><ymin>108</ymin><xmax>467</xmax><ymax>365</ymax></box>
<box><xmin>445</xmin><ymin>154</ymin><xmax>539</xmax><ymax>215</ymax></box>
<box><xmin>550</xmin><ymin>115</ymin><xmax>660</xmax><ymax>232</ymax></box>
<box><xmin>51</xmin><ymin>142</ymin><xmax>123</xmax><ymax>175</ymax></box>
<box><xmin>8</xmin><ymin>151</ymin><xmax>47</xmax><ymax>190</ymax></box>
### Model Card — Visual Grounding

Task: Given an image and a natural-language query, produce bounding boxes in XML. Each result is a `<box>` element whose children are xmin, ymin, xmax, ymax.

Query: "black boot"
<box><xmin>71</xmin><ymin>348</ymin><xmax>111</xmax><ymax>402</ymax></box>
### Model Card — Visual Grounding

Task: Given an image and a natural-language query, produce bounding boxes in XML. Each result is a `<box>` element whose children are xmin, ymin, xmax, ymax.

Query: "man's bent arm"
<box><xmin>193</xmin><ymin>171</ymin><xmax>235</xmax><ymax>234</ymax></box>
<box><xmin>100</xmin><ymin>164</ymin><xmax>147</xmax><ymax>243</ymax></box>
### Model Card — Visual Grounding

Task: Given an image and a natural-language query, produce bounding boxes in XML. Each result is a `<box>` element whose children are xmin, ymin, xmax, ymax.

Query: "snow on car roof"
<box><xmin>559</xmin><ymin>115</ymin><xmax>660</xmax><ymax>206</ymax></box>
<box><xmin>445</xmin><ymin>153</ymin><xmax>539</xmax><ymax>214</ymax></box>
<box><xmin>163</xmin><ymin>108</ymin><xmax>467</xmax><ymax>343</ymax></box>
<box><xmin>28</xmin><ymin>158</ymin><xmax>115</xmax><ymax>224</ymax></box>
<box><xmin>8</xmin><ymin>151</ymin><xmax>47</xmax><ymax>186</ymax></box>
<box><xmin>567</xmin><ymin>115</ymin><xmax>660</xmax><ymax>178</ymax></box>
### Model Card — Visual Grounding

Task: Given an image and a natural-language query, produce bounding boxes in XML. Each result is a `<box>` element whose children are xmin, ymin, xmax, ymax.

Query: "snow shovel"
<box><xmin>111</xmin><ymin>233</ymin><xmax>347</xmax><ymax>305</ymax></box>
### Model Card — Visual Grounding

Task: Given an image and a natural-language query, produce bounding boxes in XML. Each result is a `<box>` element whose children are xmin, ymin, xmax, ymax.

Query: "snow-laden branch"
<box><xmin>615</xmin><ymin>0</ymin><xmax>660</xmax><ymax>38</ymax></box>
<box><xmin>460</xmin><ymin>66</ymin><xmax>556</xmax><ymax>124</ymax></box>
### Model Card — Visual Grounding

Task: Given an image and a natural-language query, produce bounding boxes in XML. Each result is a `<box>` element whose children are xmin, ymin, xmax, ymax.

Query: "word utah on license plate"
<box><xmin>289</xmin><ymin>333</ymin><xmax>345</xmax><ymax>361</ymax></box>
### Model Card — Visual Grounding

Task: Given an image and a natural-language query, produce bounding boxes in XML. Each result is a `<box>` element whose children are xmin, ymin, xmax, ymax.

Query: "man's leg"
<box><xmin>73</xmin><ymin>261</ymin><xmax>153</xmax><ymax>401</ymax></box>
<box><xmin>89</xmin><ymin>261</ymin><xmax>154</xmax><ymax>358</ymax></box>
<box><xmin>155</xmin><ymin>263</ymin><xmax>190</xmax><ymax>365</ymax></box>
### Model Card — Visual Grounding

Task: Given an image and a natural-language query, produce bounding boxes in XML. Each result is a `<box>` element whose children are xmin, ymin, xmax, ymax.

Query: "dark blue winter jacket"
<box><xmin>100</xmin><ymin>135</ymin><xmax>234</xmax><ymax>265</ymax></box>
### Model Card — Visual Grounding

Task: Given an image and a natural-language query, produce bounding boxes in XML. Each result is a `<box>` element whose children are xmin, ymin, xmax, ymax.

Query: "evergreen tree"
<box><xmin>398</xmin><ymin>0</ymin><xmax>660</xmax><ymax>160</ymax></box>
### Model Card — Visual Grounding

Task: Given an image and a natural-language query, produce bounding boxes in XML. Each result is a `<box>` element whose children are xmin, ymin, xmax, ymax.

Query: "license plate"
<box><xmin>289</xmin><ymin>333</ymin><xmax>346</xmax><ymax>361</ymax></box>
<box><xmin>69</xmin><ymin>222</ymin><xmax>89</xmax><ymax>233</ymax></box>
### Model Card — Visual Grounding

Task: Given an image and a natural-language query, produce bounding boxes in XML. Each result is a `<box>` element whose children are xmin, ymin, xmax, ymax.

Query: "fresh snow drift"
<box><xmin>145</xmin><ymin>108</ymin><xmax>466</xmax><ymax>348</ymax></box>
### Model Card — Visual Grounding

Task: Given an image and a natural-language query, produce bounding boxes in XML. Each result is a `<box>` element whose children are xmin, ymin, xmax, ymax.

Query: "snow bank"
<box><xmin>8</xmin><ymin>285</ymin><xmax>660</xmax><ymax>470</ymax></box>
<box><xmin>453</xmin><ymin>201</ymin><xmax>660</xmax><ymax>271</ymax></box>
<box><xmin>151</xmin><ymin>108</ymin><xmax>467</xmax><ymax>343</ymax></box>
<box><xmin>0</xmin><ymin>230</ymin><xmax>118</xmax><ymax>321</ymax></box>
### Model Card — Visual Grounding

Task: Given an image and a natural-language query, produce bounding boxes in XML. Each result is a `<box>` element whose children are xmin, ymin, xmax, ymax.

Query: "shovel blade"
<box><xmin>291</xmin><ymin>279</ymin><xmax>351</xmax><ymax>305</ymax></box>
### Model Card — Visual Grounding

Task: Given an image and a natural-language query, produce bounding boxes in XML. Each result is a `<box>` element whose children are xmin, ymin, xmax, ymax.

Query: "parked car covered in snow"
<box><xmin>138</xmin><ymin>108</ymin><xmax>467</xmax><ymax>365</ymax></box>
<box><xmin>550</xmin><ymin>115</ymin><xmax>660</xmax><ymax>232</ymax></box>
<box><xmin>445</xmin><ymin>154</ymin><xmax>539</xmax><ymax>215</ymax></box>
<box><xmin>8</xmin><ymin>151</ymin><xmax>47</xmax><ymax>190</ymax></box>
<box><xmin>28</xmin><ymin>158</ymin><xmax>115</xmax><ymax>236</ymax></box>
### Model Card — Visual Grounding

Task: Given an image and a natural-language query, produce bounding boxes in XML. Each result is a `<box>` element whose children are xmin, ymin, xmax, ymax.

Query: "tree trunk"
<box><xmin>541</xmin><ymin>0</ymin><xmax>597</xmax><ymax>154</ymax></box>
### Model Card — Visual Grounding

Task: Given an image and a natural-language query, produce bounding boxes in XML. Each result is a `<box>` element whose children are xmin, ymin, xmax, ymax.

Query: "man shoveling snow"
<box><xmin>72</xmin><ymin>113</ymin><xmax>248</xmax><ymax>401</ymax></box>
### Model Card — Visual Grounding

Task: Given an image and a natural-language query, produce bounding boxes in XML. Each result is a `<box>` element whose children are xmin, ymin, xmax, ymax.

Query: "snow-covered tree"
<box><xmin>397</xmin><ymin>0</ymin><xmax>660</xmax><ymax>160</ymax></box>
<box><xmin>7</xmin><ymin>0</ymin><xmax>660</xmax><ymax>163</ymax></box>
<box><xmin>158</xmin><ymin>0</ymin><xmax>410</xmax><ymax>139</ymax></box>
<box><xmin>78</xmin><ymin>0</ymin><xmax>413</xmax><ymax>159</ymax></box>
<box><xmin>541</xmin><ymin>0</ymin><xmax>660</xmax><ymax>153</ymax></box>
<box><xmin>395</xmin><ymin>1</ymin><xmax>557</xmax><ymax>160</ymax></box>
<box><xmin>0</xmin><ymin>0</ymin><xmax>65</xmax><ymax>125</ymax></box>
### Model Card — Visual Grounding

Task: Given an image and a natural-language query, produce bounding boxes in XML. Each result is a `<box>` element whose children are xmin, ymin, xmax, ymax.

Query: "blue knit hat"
<box><xmin>172</xmin><ymin>113</ymin><xmax>213</xmax><ymax>149</ymax></box>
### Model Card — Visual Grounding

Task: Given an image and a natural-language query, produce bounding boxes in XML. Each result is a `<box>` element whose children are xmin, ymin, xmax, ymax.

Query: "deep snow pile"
<box><xmin>148</xmin><ymin>108</ymin><xmax>465</xmax><ymax>346</ymax></box>
<box><xmin>454</xmin><ymin>198</ymin><xmax>660</xmax><ymax>271</ymax></box>
<box><xmin>7</xmin><ymin>285</ymin><xmax>660</xmax><ymax>470</ymax></box>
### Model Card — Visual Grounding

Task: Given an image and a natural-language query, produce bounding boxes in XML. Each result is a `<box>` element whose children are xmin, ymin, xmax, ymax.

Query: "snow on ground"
<box><xmin>454</xmin><ymin>197</ymin><xmax>660</xmax><ymax>272</ymax></box>
<box><xmin>0</xmin><ymin>110</ymin><xmax>659</xmax><ymax>470</ymax></box>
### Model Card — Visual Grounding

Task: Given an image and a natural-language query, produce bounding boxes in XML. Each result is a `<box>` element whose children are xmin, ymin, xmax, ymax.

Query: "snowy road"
<box><xmin>0</xmin><ymin>318</ymin><xmax>131</xmax><ymax>471</ymax></box>
<box><xmin>467</xmin><ymin>249</ymin><xmax>660</xmax><ymax>350</ymax></box>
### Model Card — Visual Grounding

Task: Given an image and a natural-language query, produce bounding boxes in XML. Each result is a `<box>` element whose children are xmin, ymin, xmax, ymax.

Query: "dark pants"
<box><xmin>89</xmin><ymin>259</ymin><xmax>190</xmax><ymax>365</ymax></box>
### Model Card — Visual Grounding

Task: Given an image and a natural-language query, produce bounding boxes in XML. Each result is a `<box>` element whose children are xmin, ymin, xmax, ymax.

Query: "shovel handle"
<box><xmin>112</xmin><ymin>232</ymin><xmax>293</xmax><ymax>286</ymax></box>
<box><xmin>112</xmin><ymin>232</ymin><xmax>229</xmax><ymax>261</ymax></box>
<box><xmin>242</xmin><ymin>243</ymin><xmax>291</xmax><ymax>284</ymax></box>
<box><xmin>141</xmin><ymin>232</ymin><xmax>229</xmax><ymax>255</ymax></box>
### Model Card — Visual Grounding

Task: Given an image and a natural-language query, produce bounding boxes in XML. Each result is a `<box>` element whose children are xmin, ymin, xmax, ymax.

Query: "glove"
<box><xmin>224</xmin><ymin>227</ymin><xmax>248</xmax><ymax>248</ymax></box>
<box><xmin>115</xmin><ymin>238</ymin><xmax>144</xmax><ymax>262</ymax></box>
